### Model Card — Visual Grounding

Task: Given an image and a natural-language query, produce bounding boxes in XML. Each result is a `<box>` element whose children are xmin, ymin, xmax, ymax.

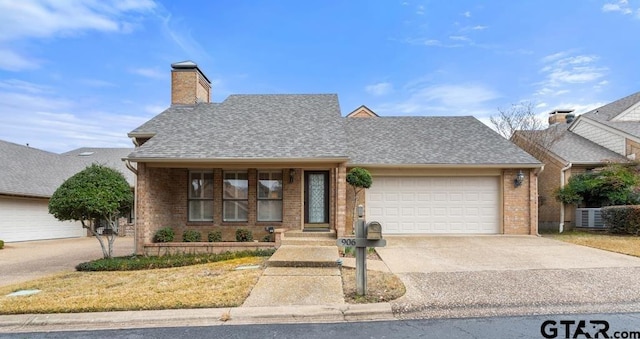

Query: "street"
<box><xmin>3</xmin><ymin>312</ymin><xmax>640</xmax><ymax>339</ymax></box>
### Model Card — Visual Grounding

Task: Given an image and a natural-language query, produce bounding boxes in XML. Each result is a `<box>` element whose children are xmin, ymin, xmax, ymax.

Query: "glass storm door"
<box><xmin>304</xmin><ymin>171</ymin><xmax>329</xmax><ymax>224</ymax></box>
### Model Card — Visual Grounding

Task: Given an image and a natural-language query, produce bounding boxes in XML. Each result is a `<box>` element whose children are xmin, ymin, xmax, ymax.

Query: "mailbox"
<box><xmin>366</xmin><ymin>221</ymin><xmax>383</xmax><ymax>240</ymax></box>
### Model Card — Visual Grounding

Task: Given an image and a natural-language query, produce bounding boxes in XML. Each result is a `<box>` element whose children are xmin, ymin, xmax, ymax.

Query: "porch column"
<box><xmin>336</xmin><ymin>163</ymin><xmax>347</xmax><ymax>237</ymax></box>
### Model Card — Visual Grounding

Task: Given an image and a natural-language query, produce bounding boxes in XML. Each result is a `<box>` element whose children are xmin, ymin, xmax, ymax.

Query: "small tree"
<box><xmin>491</xmin><ymin>102</ymin><xmax>562</xmax><ymax>161</ymax></box>
<box><xmin>346</xmin><ymin>167</ymin><xmax>372</xmax><ymax>232</ymax></box>
<box><xmin>555</xmin><ymin>163</ymin><xmax>640</xmax><ymax>207</ymax></box>
<box><xmin>49</xmin><ymin>164</ymin><xmax>133</xmax><ymax>258</ymax></box>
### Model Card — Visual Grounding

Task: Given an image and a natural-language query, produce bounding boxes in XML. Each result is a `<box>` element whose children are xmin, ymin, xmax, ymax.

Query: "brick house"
<box><xmin>513</xmin><ymin>91</ymin><xmax>640</xmax><ymax>231</ymax></box>
<box><xmin>125</xmin><ymin>61</ymin><xmax>542</xmax><ymax>254</ymax></box>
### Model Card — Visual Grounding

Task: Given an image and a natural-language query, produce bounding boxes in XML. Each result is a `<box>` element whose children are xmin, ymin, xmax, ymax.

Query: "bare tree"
<box><xmin>491</xmin><ymin>102</ymin><xmax>563</xmax><ymax>161</ymax></box>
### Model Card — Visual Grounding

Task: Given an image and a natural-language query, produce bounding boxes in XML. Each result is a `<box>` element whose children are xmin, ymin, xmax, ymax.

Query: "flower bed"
<box><xmin>143</xmin><ymin>241</ymin><xmax>276</xmax><ymax>256</ymax></box>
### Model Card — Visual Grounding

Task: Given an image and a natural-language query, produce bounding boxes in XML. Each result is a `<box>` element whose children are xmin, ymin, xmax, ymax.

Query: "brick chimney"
<box><xmin>171</xmin><ymin>61</ymin><xmax>211</xmax><ymax>105</ymax></box>
<box><xmin>548</xmin><ymin>109</ymin><xmax>574</xmax><ymax>125</ymax></box>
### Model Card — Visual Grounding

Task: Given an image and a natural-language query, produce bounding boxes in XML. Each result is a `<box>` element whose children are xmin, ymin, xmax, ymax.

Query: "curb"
<box><xmin>0</xmin><ymin>303</ymin><xmax>395</xmax><ymax>333</ymax></box>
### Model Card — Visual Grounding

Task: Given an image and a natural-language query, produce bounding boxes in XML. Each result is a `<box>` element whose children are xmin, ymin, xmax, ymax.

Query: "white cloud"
<box><xmin>472</xmin><ymin>25</ymin><xmax>488</xmax><ymax>30</ymax></box>
<box><xmin>376</xmin><ymin>83</ymin><xmax>500</xmax><ymax>116</ymax></box>
<box><xmin>449</xmin><ymin>35</ymin><xmax>470</xmax><ymax>42</ymax></box>
<box><xmin>0</xmin><ymin>0</ymin><xmax>156</xmax><ymax>41</ymax></box>
<box><xmin>0</xmin><ymin>0</ymin><xmax>156</xmax><ymax>69</ymax></box>
<box><xmin>463</xmin><ymin>11</ymin><xmax>471</xmax><ymax>17</ymax></box>
<box><xmin>0</xmin><ymin>48</ymin><xmax>40</xmax><ymax>71</ymax></box>
<box><xmin>416</xmin><ymin>5</ymin><xmax>425</xmax><ymax>15</ymax></box>
<box><xmin>365</xmin><ymin>82</ymin><xmax>393</xmax><ymax>96</ymax></box>
<box><xmin>602</xmin><ymin>0</ymin><xmax>633</xmax><ymax>14</ymax></box>
<box><xmin>130</xmin><ymin>68</ymin><xmax>165</xmax><ymax>79</ymax></box>
<box><xmin>0</xmin><ymin>80</ymin><xmax>151</xmax><ymax>153</ymax></box>
<box><xmin>536</xmin><ymin>51</ymin><xmax>608</xmax><ymax>97</ymax></box>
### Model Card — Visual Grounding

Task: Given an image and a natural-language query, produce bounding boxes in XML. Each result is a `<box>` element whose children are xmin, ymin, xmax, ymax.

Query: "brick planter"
<box><xmin>143</xmin><ymin>241</ymin><xmax>276</xmax><ymax>256</ymax></box>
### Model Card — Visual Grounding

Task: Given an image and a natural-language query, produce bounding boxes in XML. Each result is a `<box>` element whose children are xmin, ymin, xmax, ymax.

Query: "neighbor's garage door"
<box><xmin>0</xmin><ymin>196</ymin><xmax>84</xmax><ymax>242</ymax></box>
<box><xmin>366</xmin><ymin>177</ymin><xmax>500</xmax><ymax>234</ymax></box>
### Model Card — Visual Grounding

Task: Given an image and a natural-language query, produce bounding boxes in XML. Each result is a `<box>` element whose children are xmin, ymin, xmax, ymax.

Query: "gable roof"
<box><xmin>582</xmin><ymin>90</ymin><xmax>640</xmax><ymax>122</ymax></box>
<box><xmin>576</xmin><ymin>91</ymin><xmax>640</xmax><ymax>139</ymax></box>
<box><xmin>346</xmin><ymin>116</ymin><xmax>540</xmax><ymax>166</ymax></box>
<box><xmin>0</xmin><ymin>140</ymin><xmax>134</xmax><ymax>198</ymax></box>
<box><xmin>517</xmin><ymin>124</ymin><xmax>627</xmax><ymax>165</ymax></box>
<box><xmin>346</xmin><ymin>105</ymin><xmax>379</xmax><ymax>118</ymax></box>
<box><xmin>128</xmin><ymin>94</ymin><xmax>349</xmax><ymax>161</ymax></box>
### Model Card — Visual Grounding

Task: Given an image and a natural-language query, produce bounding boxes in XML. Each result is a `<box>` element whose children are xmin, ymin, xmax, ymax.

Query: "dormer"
<box><xmin>346</xmin><ymin>105</ymin><xmax>379</xmax><ymax>118</ymax></box>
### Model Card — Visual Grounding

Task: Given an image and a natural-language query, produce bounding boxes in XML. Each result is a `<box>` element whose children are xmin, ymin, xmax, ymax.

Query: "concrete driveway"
<box><xmin>0</xmin><ymin>237</ymin><xmax>134</xmax><ymax>287</ymax></box>
<box><xmin>377</xmin><ymin>235</ymin><xmax>640</xmax><ymax>318</ymax></box>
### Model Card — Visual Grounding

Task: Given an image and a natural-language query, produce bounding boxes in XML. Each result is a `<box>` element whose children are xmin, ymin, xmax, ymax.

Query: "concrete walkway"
<box><xmin>242</xmin><ymin>245</ymin><xmax>344</xmax><ymax>306</ymax></box>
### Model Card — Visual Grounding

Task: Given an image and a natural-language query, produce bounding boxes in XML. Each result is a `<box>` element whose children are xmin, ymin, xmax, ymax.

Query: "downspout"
<box><xmin>124</xmin><ymin>159</ymin><xmax>138</xmax><ymax>254</ymax></box>
<box><xmin>533</xmin><ymin>165</ymin><xmax>545</xmax><ymax>236</ymax></box>
<box><xmin>559</xmin><ymin>162</ymin><xmax>573</xmax><ymax>233</ymax></box>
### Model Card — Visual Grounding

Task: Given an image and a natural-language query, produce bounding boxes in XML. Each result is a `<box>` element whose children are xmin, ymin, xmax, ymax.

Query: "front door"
<box><xmin>304</xmin><ymin>171</ymin><xmax>329</xmax><ymax>229</ymax></box>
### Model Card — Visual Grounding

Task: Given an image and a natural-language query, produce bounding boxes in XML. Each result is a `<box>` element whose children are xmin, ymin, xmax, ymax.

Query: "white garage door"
<box><xmin>366</xmin><ymin>177</ymin><xmax>499</xmax><ymax>234</ymax></box>
<box><xmin>0</xmin><ymin>196</ymin><xmax>84</xmax><ymax>242</ymax></box>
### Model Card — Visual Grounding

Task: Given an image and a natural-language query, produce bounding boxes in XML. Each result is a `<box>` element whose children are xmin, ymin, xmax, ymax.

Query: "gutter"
<box><xmin>559</xmin><ymin>162</ymin><xmax>573</xmax><ymax>233</ymax></box>
<box><xmin>533</xmin><ymin>165</ymin><xmax>545</xmax><ymax>237</ymax></box>
<box><xmin>124</xmin><ymin>159</ymin><xmax>138</xmax><ymax>254</ymax></box>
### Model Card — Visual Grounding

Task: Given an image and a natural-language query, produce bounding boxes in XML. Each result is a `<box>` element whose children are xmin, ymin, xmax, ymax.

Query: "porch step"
<box><xmin>284</xmin><ymin>230</ymin><xmax>336</xmax><ymax>238</ymax></box>
<box><xmin>267</xmin><ymin>245</ymin><xmax>340</xmax><ymax>268</ymax></box>
<box><xmin>280</xmin><ymin>229</ymin><xmax>337</xmax><ymax>246</ymax></box>
<box><xmin>280</xmin><ymin>238</ymin><xmax>337</xmax><ymax>246</ymax></box>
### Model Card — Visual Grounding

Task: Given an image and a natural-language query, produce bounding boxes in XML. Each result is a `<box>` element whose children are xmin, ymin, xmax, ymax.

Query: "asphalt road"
<box><xmin>3</xmin><ymin>312</ymin><xmax>639</xmax><ymax>339</ymax></box>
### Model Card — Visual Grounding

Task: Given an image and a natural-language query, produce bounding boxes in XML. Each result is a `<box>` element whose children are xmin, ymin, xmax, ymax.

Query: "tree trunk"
<box><xmin>82</xmin><ymin>220</ymin><xmax>109</xmax><ymax>259</ymax></box>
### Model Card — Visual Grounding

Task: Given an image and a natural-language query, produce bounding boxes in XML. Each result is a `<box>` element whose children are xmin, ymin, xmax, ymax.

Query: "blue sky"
<box><xmin>1</xmin><ymin>0</ymin><xmax>639</xmax><ymax>153</ymax></box>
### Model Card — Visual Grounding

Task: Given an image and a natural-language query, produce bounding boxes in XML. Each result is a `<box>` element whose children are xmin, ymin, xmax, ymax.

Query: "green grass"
<box><xmin>76</xmin><ymin>249</ymin><xmax>276</xmax><ymax>271</ymax></box>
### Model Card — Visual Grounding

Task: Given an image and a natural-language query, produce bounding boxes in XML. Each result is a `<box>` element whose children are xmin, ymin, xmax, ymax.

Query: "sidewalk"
<box><xmin>0</xmin><ymin>304</ymin><xmax>395</xmax><ymax>333</ymax></box>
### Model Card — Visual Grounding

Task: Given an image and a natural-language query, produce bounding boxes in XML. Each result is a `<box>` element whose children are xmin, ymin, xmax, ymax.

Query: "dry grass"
<box><xmin>545</xmin><ymin>230</ymin><xmax>640</xmax><ymax>257</ymax></box>
<box><xmin>341</xmin><ymin>267</ymin><xmax>405</xmax><ymax>303</ymax></box>
<box><xmin>0</xmin><ymin>257</ymin><xmax>266</xmax><ymax>315</ymax></box>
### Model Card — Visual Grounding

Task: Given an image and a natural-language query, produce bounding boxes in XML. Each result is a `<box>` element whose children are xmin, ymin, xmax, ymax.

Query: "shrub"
<box><xmin>261</xmin><ymin>234</ymin><xmax>274</xmax><ymax>242</ymax></box>
<box><xmin>208</xmin><ymin>230</ymin><xmax>222</xmax><ymax>242</ymax></box>
<box><xmin>75</xmin><ymin>249</ymin><xmax>276</xmax><ymax>271</ymax></box>
<box><xmin>153</xmin><ymin>227</ymin><xmax>175</xmax><ymax>243</ymax></box>
<box><xmin>601</xmin><ymin>205</ymin><xmax>640</xmax><ymax>235</ymax></box>
<box><xmin>182</xmin><ymin>230</ymin><xmax>202</xmax><ymax>242</ymax></box>
<box><xmin>0</xmin><ymin>240</ymin><xmax>4</xmax><ymax>249</ymax></box>
<box><xmin>236</xmin><ymin>228</ymin><xmax>253</xmax><ymax>242</ymax></box>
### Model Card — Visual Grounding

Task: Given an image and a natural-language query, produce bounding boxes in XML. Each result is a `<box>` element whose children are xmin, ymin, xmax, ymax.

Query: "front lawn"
<box><xmin>0</xmin><ymin>257</ymin><xmax>266</xmax><ymax>314</ymax></box>
<box><xmin>544</xmin><ymin>230</ymin><xmax>640</xmax><ymax>257</ymax></box>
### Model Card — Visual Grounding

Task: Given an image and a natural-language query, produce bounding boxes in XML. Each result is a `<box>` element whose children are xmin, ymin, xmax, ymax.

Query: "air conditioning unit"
<box><xmin>575</xmin><ymin>208</ymin><xmax>605</xmax><ymax>228</ymax></box>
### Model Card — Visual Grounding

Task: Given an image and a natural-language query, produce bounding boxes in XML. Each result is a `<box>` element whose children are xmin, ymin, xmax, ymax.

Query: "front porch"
<box><xmin>134</xmin><ymin>163</ymin><xmax>346</xmax><ymax>254</ymax></box>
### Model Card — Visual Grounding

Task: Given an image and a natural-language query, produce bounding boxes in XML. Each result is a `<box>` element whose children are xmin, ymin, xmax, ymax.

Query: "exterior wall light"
<box><xmin>514</xmin><ymin>170</ymin><xmax>525</xmax><ymax>187</ymax></box>
<box><xmin>289</xmin><ymin>169</ymin><xmax>296</xmax><ymax>183</ymax></box>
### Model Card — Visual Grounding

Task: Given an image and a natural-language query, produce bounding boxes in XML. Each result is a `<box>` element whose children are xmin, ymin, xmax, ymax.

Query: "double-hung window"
<box><xmin>223</xmin><ymin>171</ymin><xmax>248</xmax><ymax>222</ymax></box>
<box><xmin>257</xmin><ymin>171</ymin><xmax>283</xmax><ymax>222</ymax></box>
<box><xmin>188</xmin><ymin>171</ymin><xmax>213</xmax><ymax>221</ymax></box>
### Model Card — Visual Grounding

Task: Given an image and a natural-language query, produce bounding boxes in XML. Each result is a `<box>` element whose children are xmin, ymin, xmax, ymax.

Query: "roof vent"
<box><xmin>78</xmin><ymin>151</ymin><xmax>94</xmax><ymax>156</ymax></box>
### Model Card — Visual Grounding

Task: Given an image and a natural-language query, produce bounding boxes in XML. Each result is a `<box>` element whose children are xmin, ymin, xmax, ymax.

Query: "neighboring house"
<box><xmin>513</xmin><ymin>91</ymin><xmax>640</xmax><ymax>231</ymax></box>
<box><xmin>0</xmin><ymin>140</ymin><xmax>134</xmax><ymax>242</ymax></box>
<box><xmin>125</xmin><ymin>61</ymin><xmax>541</xmax><ymax>254</ymax></box>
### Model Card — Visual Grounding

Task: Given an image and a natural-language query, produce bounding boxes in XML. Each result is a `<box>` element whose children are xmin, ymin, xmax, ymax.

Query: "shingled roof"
<box><xmin>0</xmin><ymin>140</ymin><xmax>134</xmax><ymax>198</ymax></box>
<box><xmin>128</xmin><ymin>94</ymin><xmax>348</xmax><ymax>161</ymax></box>
<box><xmin>518</xmin><ymin>124</ymin><xmax>627</xmax><ymax>165</ymax></box>
<box><xmin>127</xmin><ymin>94</ymin><xmax>540</xmax><ymax>167</ymax></box>
<box><xmin>346</xmin><ymin>116</ymin><xmax>540</xmax><ymax>166</ymax></box>
<box><xmin>579</xmin><ymin>90</ymin><xmax>640</xmax><ymax>139</ymax></box>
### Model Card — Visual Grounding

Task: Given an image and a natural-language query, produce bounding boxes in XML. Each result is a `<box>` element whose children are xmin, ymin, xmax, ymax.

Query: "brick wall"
<box><xmin>136</xmin><ymin>166</ymin><xmax>304</xmax><ymax>253</ymax></box>
<box><xmin>627</xmin><ymin>139</ymin><xmax>640</xmax><ymax>159</ymax></box>
<box><xmin>503</xmin><ymin>169</ymin><xmax>537</xmax><ymax>234</ymax></box>
<box><xmin>171</xmin><ymin>68</ymin><xmax>210</xmax><ymax>105</ymax></box>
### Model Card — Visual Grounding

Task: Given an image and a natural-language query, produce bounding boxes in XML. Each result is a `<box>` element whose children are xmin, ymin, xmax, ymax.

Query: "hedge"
<box><xmin>601</xmin><ymin>205</ymin><xmax>640</xmax><ymax>235</ymax></box>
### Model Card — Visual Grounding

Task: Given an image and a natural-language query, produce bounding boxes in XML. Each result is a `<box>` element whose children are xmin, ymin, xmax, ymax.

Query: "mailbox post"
<box><xmin>337</xmin><ymin>204</ymin><xmax>386</xmax><ymax>296</ymax></box>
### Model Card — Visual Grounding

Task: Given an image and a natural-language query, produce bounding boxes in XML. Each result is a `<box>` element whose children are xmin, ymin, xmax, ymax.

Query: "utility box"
<box><xmin>366</xmin><ymin>221</ymin><xmax>383</xmax><ymax>240</ymax></box>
